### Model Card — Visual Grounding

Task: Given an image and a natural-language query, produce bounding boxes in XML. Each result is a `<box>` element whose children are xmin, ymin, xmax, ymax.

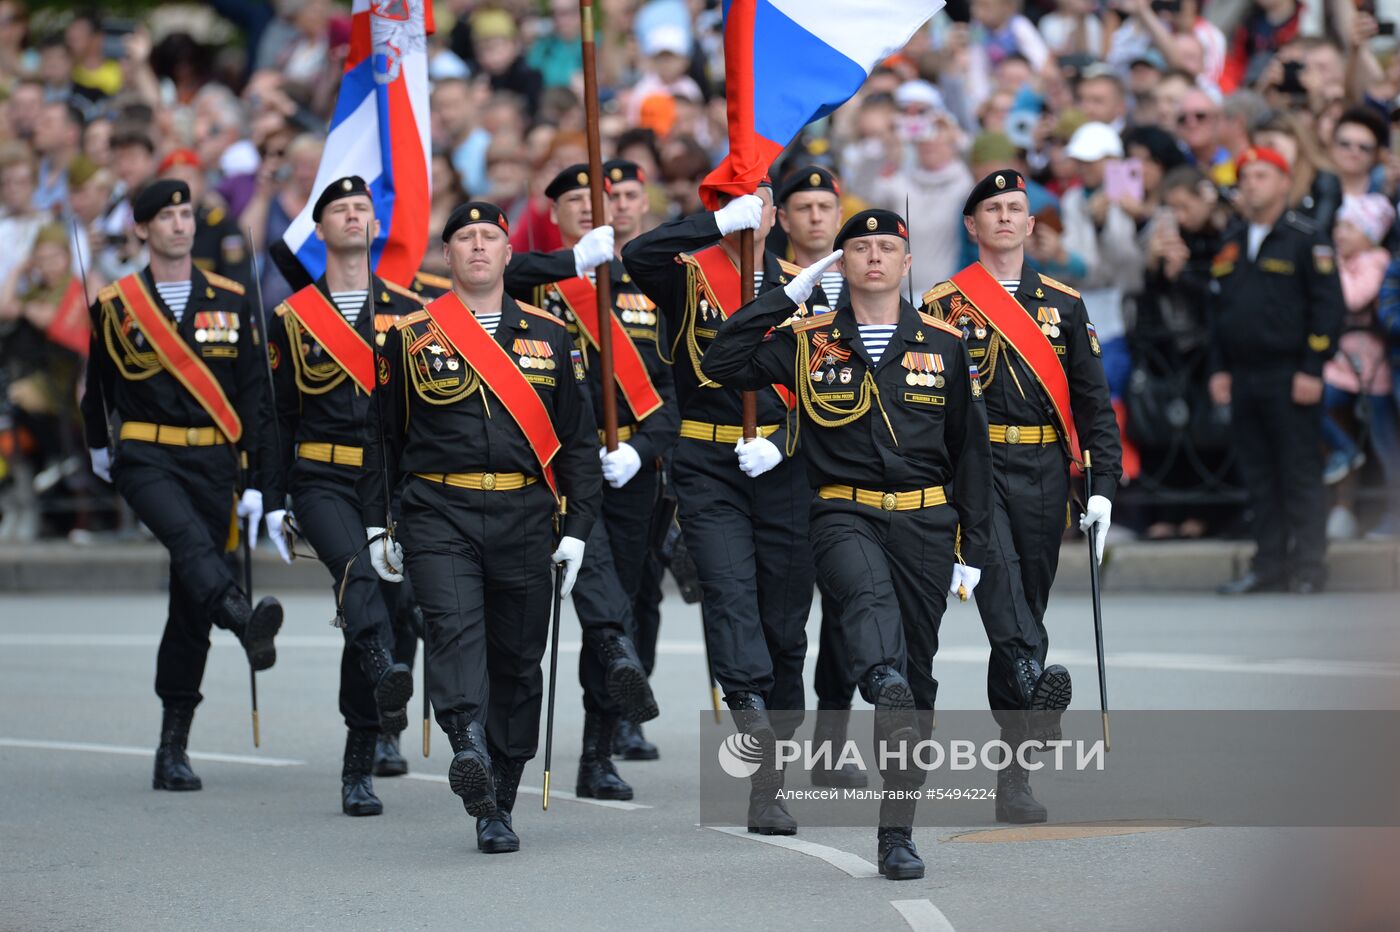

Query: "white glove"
<box><xmin>367</xmin><ymin>526</ymin><xmax>404</xmax><ymax>582</ymax></box>
<box><xmin>1079</xmin><ymin>494</ymin><xmax>1112</xmax><ymax>564</ymax></box>
<box><xmin>734</xmin><ymin>435</ymin><xmax>783</xmax><ymax>478</ymax></box>
<box><xmin>89</xmin><ymin>447</ymin><xmax>112</xmax><ymax>483</ymax></box>
<box><xmin>714</xmin><ymin>194</ymin><xmax>764</xmax><ymax>236</ymax></box>
<box><xmin>949</xmin><ymin>564</ymin><xmax>983</xmax><ymax>599</ymax></box>
<box><xmin>599</xmin><ymin>441</ymin><xmax>642</xmax><ymax>489</ymax></box>
<box><xmin>573</xmin><ymin>224</ymin><xmax>615</xmax><ymax>277</ymax></box>
<box><xmin>237</xmin><ymin>489</ymin><xmax>264</xmax><ymax>548</ymax></box>
<box><xmin>551</xmin><ymin>535</ymin><xmax>586</xmax><ymax>597</ymax></box>
<box><xmin>783</xmin><ymin>249</ymin><xmax>843</xmax><ymax>305</ymax></box>
<box><xmin>265</xmin><ymin>509</ymin><xmax>292</xmax><ymax>564</ymax></box>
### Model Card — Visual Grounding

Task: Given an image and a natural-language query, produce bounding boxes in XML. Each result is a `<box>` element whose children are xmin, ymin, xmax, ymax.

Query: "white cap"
<box><xmin>894</xmin><ymin>80</ymin><xmax>945</xmax><ymax>113</ymax></box>
<box><xmin>1065</xmin><ymin>122</ymin><xmax>1124</xmax><ymax>162</ymax></box>
<box><xmin>641</xmin><ymin>23</ymin><xmax>689</xmax><ymax>57</ymax></box>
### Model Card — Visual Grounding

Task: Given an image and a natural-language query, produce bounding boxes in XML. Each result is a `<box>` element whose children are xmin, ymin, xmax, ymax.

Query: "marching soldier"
<box><xmin>1211</xmin><ymin>147</ymin><xmax>1342</xmax><ymax>595</ymax></box>
<box><xmin>82</xmin><ymin>179</ymin><xmax>282</xmax><ymax>792</ymax></box>
<box><xmin>922</xmin><ymin>170</ymin><xmax>1121</xmax><ymax>823</ymax></box>
<box><xmin>262</xmin><ymin>175</ymin><xmax>421</xmax><ymax>816</ymax></box>
<box><xmin>622</xmin><ymin>182</ymin><xmax>815</xmax><ymax>835</ymax></box>
<box><xmin>361</xmin><ymin>201</ymin><xmax>602</xmax><ymax>855</ymax></box>
<box><xmin>502</xmin><ymin>161</ymin><xmax>673</xmax><ymax>801</ymax></box>
<box><xmin>776</xmin><ymin>165</ymin><xmax>865</xmax><ymax>789</ymax></box>
<box><xmin>157</xmin><ymin>149</ymin><xmax>253</xmax><ymax>287</ymax></box>
<box><xmin>703</xmin><ymin>209</ymin><xmax>991</xmax><ymax>881</ymax></box>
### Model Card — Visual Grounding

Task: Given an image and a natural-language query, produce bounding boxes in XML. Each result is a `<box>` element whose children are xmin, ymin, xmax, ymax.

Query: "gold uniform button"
<box><xmin>1006</xmin><ymin>426</ymin><xmax>1022</xmax><ymax>444</ymax></box>
<box><xmin>881</xmin><ymin>492</ymin><xmax>897</xmax><ymax>512</ymax></box>
<box><xmin>481</xmin><ymin>473</ymin><xmax>497</xmax><ymax>491</ymax></box>
<box><xmin>186</xmin><ymin>427</ymin><xmax>201</xmax><ymax>445</ymax></box>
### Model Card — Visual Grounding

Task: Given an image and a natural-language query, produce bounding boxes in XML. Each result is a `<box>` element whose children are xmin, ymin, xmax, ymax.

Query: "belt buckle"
<box><xmin>1006</xmin><ymin>425</ymin><xmax>1022</xmax><ymax>444</ymax></box>
<box><xmin>881</xmin><ymin>492</ymin><xmax>897</xmax><ymax>512</ymax></box>
<box><xmin>186</xmin><ymin>427</ymin><xmax>201</xmax><ymax>445</ymax></box>
<box><xmin>481</xmin><ymin>472</ymin><xmax>497</xmax><ymax>491</ymax></box>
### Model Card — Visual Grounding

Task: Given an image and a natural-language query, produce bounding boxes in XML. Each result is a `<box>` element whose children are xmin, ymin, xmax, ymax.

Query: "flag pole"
<box><xmin>740</xmin><ymin>230</ymin><xmax>756</xmax><ymax>440</ymax></box>
<box><xmin>579</xmin><ymin>0</ymin><xmax>618</xmax><ymax>451</ymax></box>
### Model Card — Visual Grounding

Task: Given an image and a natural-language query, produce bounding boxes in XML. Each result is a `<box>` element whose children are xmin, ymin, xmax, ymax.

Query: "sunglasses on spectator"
<box><xmin>1177</xmin><ymin>111</ymin><xmax>1215</xmax><ymax>125</ymax></box>
<box><xmin>1334</xmin><ymin>138</ymin><xmax>1377</xmax><ymax>154</ymax></box>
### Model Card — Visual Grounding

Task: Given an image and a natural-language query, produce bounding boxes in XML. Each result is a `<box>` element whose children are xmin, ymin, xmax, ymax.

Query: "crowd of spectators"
<box><xmin>0</xmin><ymin>0</ymin><xmax>1397</xmax><ymax>543</ymax></box>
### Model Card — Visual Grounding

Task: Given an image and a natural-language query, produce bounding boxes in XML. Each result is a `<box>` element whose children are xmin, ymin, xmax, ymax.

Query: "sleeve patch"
<box><xmin>1312</xmin><ymin>245</ymin><xmax>1335</xmax><ymax>274</ymax></box>
<box><xmin>1086</xmin><ymin>321</ymin><xmax>1102</xmax><ymax>356</ymax></box>
<box><xmin>1307</xmin><ymin>333</ymin><xmax>1331</xmax><ymax>352</ymax></box>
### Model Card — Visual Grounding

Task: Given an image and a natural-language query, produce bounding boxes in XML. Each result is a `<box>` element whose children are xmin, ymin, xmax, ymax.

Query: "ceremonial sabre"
<box><xmin>1083</xmin><ymin>450</ymin><xmax>1110</xmax><ymax>750</ymax></box>
<box><xmin>542</xmin><ymin>560</ymin><xmax>566</xmax><ymax>809</ymax></box>
<box><xmin>740</xmin><ymin>230</ymin><xmax>757</xmax><ymax>439</ymax></box>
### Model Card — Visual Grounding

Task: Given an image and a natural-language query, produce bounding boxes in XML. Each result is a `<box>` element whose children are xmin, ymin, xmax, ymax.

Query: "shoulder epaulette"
<box><xmin>202</xmin><ymin>270</ymin><xmax>246</xmax><ymax>295</ymax></box>
<box><xmin>775</xmin><ymin>258</ymin><xmax>803</xmax><ymax>278</ymax></box>
<box><xmin>382</xmin><ymin>278</ymin><xmax>427</xmax><ymax>305</ymax></box>
<box><xmin>1037</xmin><ymin>273</ymin><xmax>1079</xmax><ymax>298</ymax></box>
<box><xmin>394</xmin><ymin>310</ymin><xmax>430</xmax><ymax>330</ymax></box>
<box><xmin>1282</xmin><ymin>210</ymin><xmax>1318</xmax><ymax>234</ymax></box>
<box><xmin>790</xmin><ymin>314</ymin><xmax>833</xmax><ymax>333</ymax></box>
<box><xmin>516</xmin><ymin>302</ymin><xmax>564</xmax><ymax>326</ymax></box>
<box><xmin>919</xmin><ymin>312</ymin><xmax>963</xmax><ymax>337</ymax></box>
<box><xmin>273</xmin><ymin>302</ymin><xmax>290</xmax><ymax>317</ymax></box>
<box><xmin>97</xmin><ymin>284</ymin><xmax>120</xmax><ymax>302</ymax></box>
<box><xmin>922</xmin><ymin>281</ymin><xmax>957</xmax><ymax>305</ymax></box>
<box><xmin>414</xmin><ymin>271</ymin><xmax>452</xmax><ymax>290</ymax></box>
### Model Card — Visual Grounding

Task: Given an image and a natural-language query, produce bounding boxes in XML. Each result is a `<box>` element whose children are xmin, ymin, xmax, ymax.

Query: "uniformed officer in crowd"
<box><xmin>157</xmin><ymin>148</ymin><xmax>253</xmax><ymax>287</ymax></box>
<box><xmin>82</xmin><ymin>179</ymin><xmax>282</xmax><ymax>793</ymax></box>
<box><xmin>1210</xmin><ymin>147</ymin><xmax>1343</xmax><ymax>595</ymax></box>
<box><xmin>775</xmin><ymin>164</ymin><xmax>866</xmax><ymax>789</ymax></box>
<box><xmin>703</xmin><ymin>208</ymin><xmax>992</xmax><ymax>881</ymax></box>
<box><xmin>622</xmin><ymin>181</ymin><xmax>815</xmax><ymax>836</ymax></box>
<box><xmin>501</xmin><ymin>161</ymin><xmax>674</xmax><ymax>801</ymax></box>
<box><xmin>922</xmin><ymin>169</ymin><xmax>1121</xmax><ymax>823</ymax></box>
<box><xmin>361</xmin><ymin>201</ymin><xmax>602</xmax><ymax>855</ymax></box>
<box><xmin>262</xmin><ymin>175</ymin><xmax>424</xmax><ymax>816</ymax></box>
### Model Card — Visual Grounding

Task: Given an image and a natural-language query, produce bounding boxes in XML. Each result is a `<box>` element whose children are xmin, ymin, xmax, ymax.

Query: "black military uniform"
<box><xmin>360</xmin><ymin>202</ymin><xmax>602</xmax><ymax>853</ymax></box>
<box><xmin>503</xmin><ymin>163</ymin><xmax>674</xmax><ymax>800</ymax></box>
<box><xmin>192</xmin><ymin>203</ymin><xmax>252</xmax><ymax>287</ymax></box>
<box><xmin>263</xmin><ymin>176</ymin><xmax>423</xmax><ymax>816</ymax></box>
<box><xmin>621</xmin><ymin>190</ymin><xmax>816</xmax><ymax>833</ymax></box>
<box><xmin>1209</xmin><ymin>154</ymin><xmax>1343</xmax><ymax>593</ymax></box>
<box><xmin>81</xmin><ymin>180</ymin><xmax>282</xmax><ymax>793</ymax></box>
<box><xmin>922</xmin><ymin>169</ymin><xmax>1122</xmax><ymax>823</ymax></box>
<box><xmin>704</xmin><ymin>209</ymin><xmax>992</xmax><ymax>879</ymax></box>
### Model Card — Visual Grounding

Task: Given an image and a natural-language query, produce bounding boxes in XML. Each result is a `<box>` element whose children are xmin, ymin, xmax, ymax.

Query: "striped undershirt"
<box><xmin>330</xmin><ymin>290</ymin><xmax>368</xmax><ymax>326</ymax></box>
<box><xmin>154</xmin><ymin>280</ymin><xmax>192</xmax><ymax>321</ymax></box>
<box><xmin>819</xmin><ymin>269</ymin><xmax>843</xmax><ymax>305</ymax></box>
<box><xmin>475</xmin><ymin>311</ymin><xmax>502</xmax><ymax>337</ymax></box>
<box><xmin>999</xmin><ymin>279</ymin><xmax>1019</xmax><ymax>295</ymax></box>
<box><xmin>858</xmin><ymin>324</ymin><xmax>898</xmax><ymax>365</ymax></box>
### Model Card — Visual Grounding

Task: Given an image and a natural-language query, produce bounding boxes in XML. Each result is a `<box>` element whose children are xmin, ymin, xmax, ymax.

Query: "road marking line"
<box><xmin>401</xmin><ymin>771</ymin><xmax>652</xmax><ymax>811</ymax></box>
<box><xmin>0</xmin><ymin>634</ymin><xmax>705</xmax><ymax>656</ymax></box>
<box><xmin>705</xmin><ymin>825</ymin><xmax>880</xmax><ymax>878</ymax></box>
<box><xmin>891</xmin><ymin>899</ymin><xmax>957</xmax><ymax>932</ymax></box>
<box><xmin>0</xmin><ymin>737</ymin><xmax>304</xmax><ymax>767</ymax></box>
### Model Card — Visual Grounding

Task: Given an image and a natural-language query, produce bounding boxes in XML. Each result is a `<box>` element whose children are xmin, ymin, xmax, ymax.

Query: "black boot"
<box><xmin>877</xmin><ymin>794</ymin><xmax>924</xmax><ymax>879</ymax></box>
<box><xmin>373</xmin><ymin>732</ymin><xmax>408</xmax><ymax>777</ymax></box>
<box><xmin>995</xmin><ymin>732</ymin><xmax>1047</xmax><ymax>824</ymax></box>
<box><xmin>342</xmin><ymin>729</ymin><xmax>383</xmax><ymax>816</ymax></box>
<box><xmin>746</xmin><ymin>772</ymin><xmax>797</xmax><ymax>835</ymax></box>
<box><xmin>576</xmin><ymin>713</ymin><xmax>634</xmax><ymax>800</ymax></box>
<box><xmin>586</xmin><ymin>629</ymin><xmax>660</xmax><ymax>724</ymax></box>
<box><xmin>477</xmin><ymin>757</ymin><xmax>523</xmax><ymax>853</ymax></box>
<box><xmin>613</xmin><ymin>718</ymin><xmax>660</xmax><ymax>761</ymax></box>
<box><xmin>219</xmin><ymin>590</ymin><xmax>283</xmax><ymax>672</ymax></box>
<box><xmin>447</xmin><ymin>720</ymin><xmax>497</xmax><ymax>818</ymax></box>
<box><xmin>1021</xmin><ymin>658</ymin><xmax>1072</xmax><ymax>742</ymax></box>
<box><xmin>810</xmin><ymin>707</ymin><xmax>867</xmax><ymax>788</ymax></box>
<box><xmin>728</xmin><ymin>692</ymin><xmax>795</xmax><ymax>835</ymax></box>
<box><xmin>152</xmin><ymin>706</ymin><xmax>202</xmax><ymax>791</ymax></box>
<box><xmin>360</xmin><ymin>644</ymin><xmax>413</xmax><ymax>734</ymax></box>
<box><xmin>863</xmin><ymin>665</ymin><xmax>919</xmax><ymax>748</ymax></box>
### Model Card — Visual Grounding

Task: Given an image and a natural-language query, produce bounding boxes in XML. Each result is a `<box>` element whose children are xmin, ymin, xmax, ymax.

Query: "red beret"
<box><xmin>1236</xmin><ymin>146</ymin><xmax>1290</xmax><ymax>176</ymax></box>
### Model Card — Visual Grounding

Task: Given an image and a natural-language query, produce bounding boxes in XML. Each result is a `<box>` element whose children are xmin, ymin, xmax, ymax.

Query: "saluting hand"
<box><xmin>783</xmin><ymin>250</ymin><xmax>843</xmax><ymax>305</ymax></box>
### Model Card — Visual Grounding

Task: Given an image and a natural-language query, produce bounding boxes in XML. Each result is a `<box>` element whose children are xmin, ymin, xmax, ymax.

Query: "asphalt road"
<box><xmin>2</xmin><ymin>585</ymin><xmax>1398</xmax><ymax>931</ymax></box>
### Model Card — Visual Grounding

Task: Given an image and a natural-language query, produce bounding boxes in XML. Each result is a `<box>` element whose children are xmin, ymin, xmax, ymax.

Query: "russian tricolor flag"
<box><xmin>700</xmin><ymin>0</ymin><xmax>944</xmax><ymax>208</ymax></box>
<box><xmin>279</xmin><ymin>0</ymin><xmax>433</xmax><ymax>286</ymax></box>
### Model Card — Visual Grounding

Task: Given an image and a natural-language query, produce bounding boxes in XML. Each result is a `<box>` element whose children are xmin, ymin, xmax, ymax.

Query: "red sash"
<box><xmin>115</xmin><ymin>274</ymin><xmax>242</xmax><ymax>443</ymax></box>
<box><xmin>689</xmin><ymin>245</ymin><xmax>795</xmax><ymax>410</ymax></box>
<box><xmin>283</xmin><ymin>284</ymin><xmax>374</xmax><ymax>393</ymax></box>
<box><xmin>950</xmin><ymin>262</ymin><xmax>1081</xmax><ymax>461</ymax></box>
<box><xmin>46</xmin><ymin>278</ymin><xmax>90</xmax><ymax>356</ymax></box>
<box><xmin>553</xmin><ymin>276</ymin><xmax>664</xmax><ymax>420</ymax></box>
<box><xmin>424</xmin><ymin>293</ymin><xmax>562</xmax><ymax>497</ymax></box>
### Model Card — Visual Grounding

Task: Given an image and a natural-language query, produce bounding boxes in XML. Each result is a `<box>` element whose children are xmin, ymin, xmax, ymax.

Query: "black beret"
<box><xmin>963</xmin><ymin>169</ymin><xmax>1028</xmax><ymax>216</ymax></box>
<box><xmin>442</xmin><ymin>201</ymin><xmax>511</xmax><ymax>242</ymax></box>
<box><xmin>834</xmin><ymin>208</ymin><xmax>908</xmax><ymax>249</ymax></box>
<box><xmin>777</xmin><ymin>165</ymin><xmax>840</xmax><ymax>204</ymax></box>
<box><xmin>131</xmin><ymin>179</ymin><xmax>191</xmax><ymax>224</ymax></box>
<box><xmin>603</xmin><ymin>158</ymin><xmax>646</xmax><ymax>186</ymax></box>
<box><xmin>313</xmin><ymin>175</ymin><xmax>372</xmax><ymax>223</ymax></box>
<box><xmin>546</xmin><ymin>163</ymin><xmax>607</xmax><ymax>201</ymax></box>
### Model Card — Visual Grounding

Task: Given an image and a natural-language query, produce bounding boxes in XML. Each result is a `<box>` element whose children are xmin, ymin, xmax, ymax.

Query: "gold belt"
<box><xmin>679</xmin><ymin>420</ymin><xmax>780</xmax><ymax>444</ymax></box>
<box><xmin>597</xmin><ymin>424</ymin><xmax>637</xmax><ymax>445</ymax></box>
<box><xmin>119</xmin><ymin>422</ymin><xmax>225</xmax><ymax>447</ymax></box>
<box><xmin>818</xmin><ymin>484</ymin><xmax>947</xmax><ymax>511</ymax></box>
<box><xmin>297</xmin><ymin>442</ymin><xmax>364</xmax><ymax>467</ymax></box>
<box><xmin>989</xmin><ymin>424</ymin><xmax>1059</xmax><ymax>445</ymax></box>
<box><xmin>414</xmin><ymin>471</ymin><xmax>536</xmax><ymax>491</ymax></box>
